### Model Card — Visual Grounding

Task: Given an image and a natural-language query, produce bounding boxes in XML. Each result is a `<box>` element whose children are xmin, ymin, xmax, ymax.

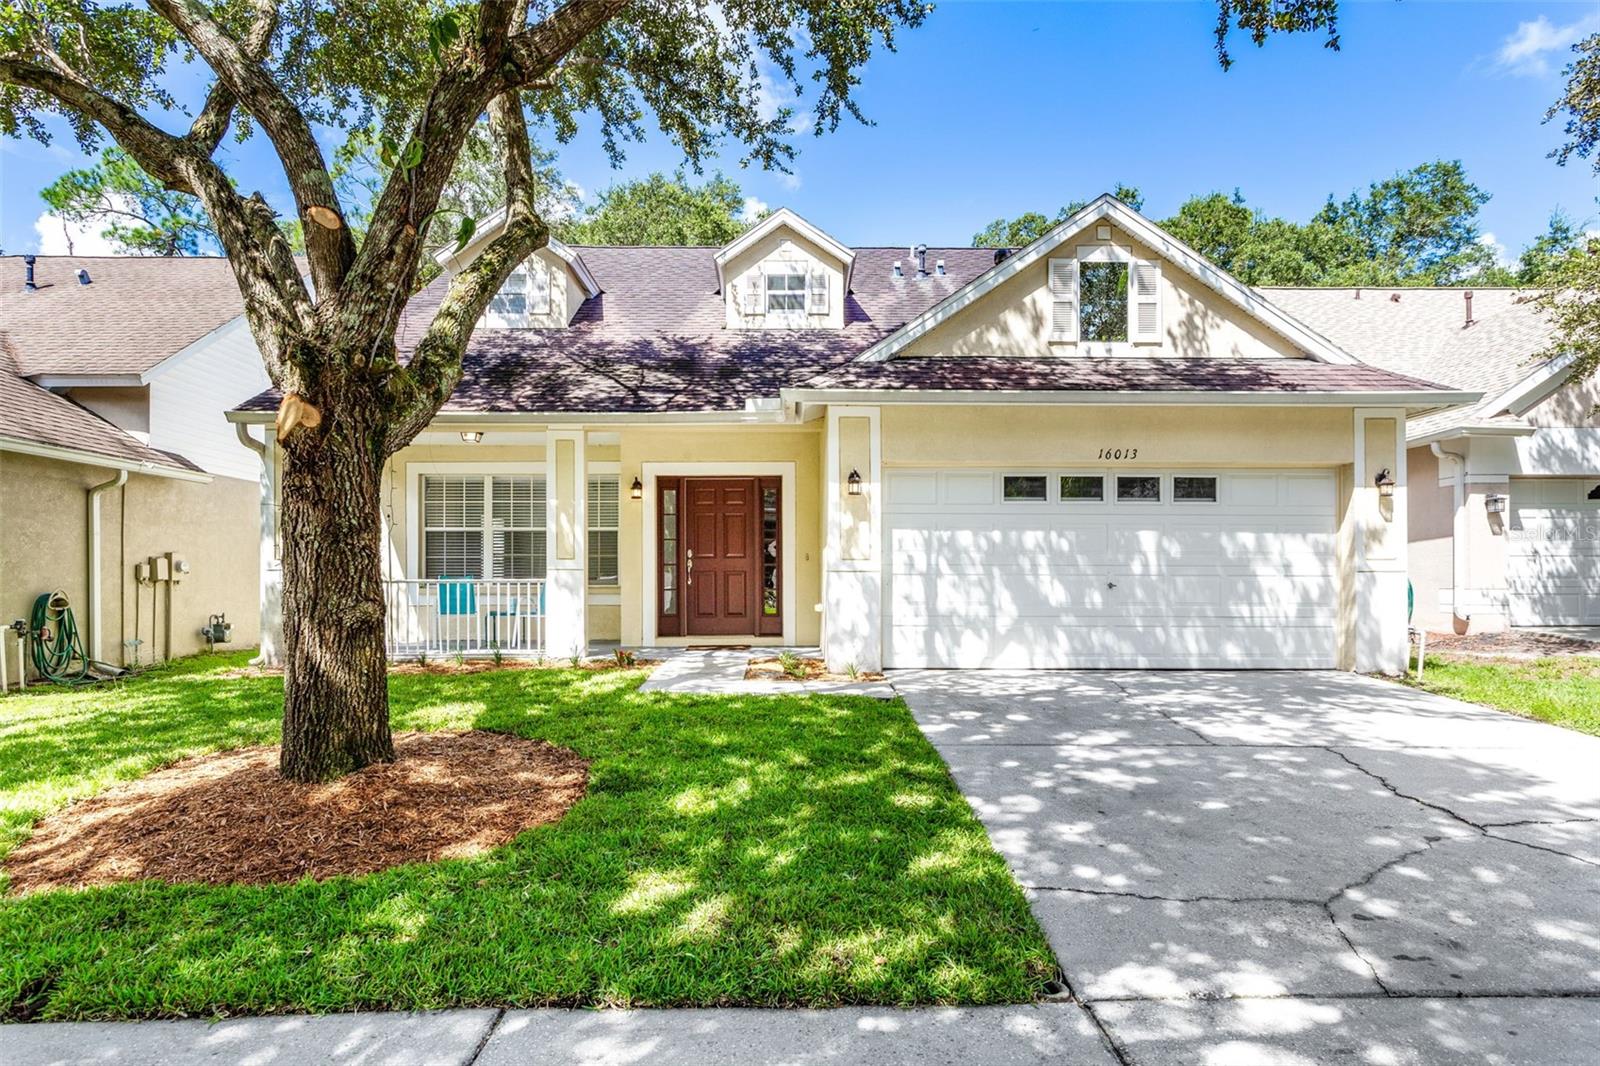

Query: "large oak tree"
<box><xmin>1</xmin><ymin>0</ymin><xmax>1341</xmax><ymax>782</ymax></box>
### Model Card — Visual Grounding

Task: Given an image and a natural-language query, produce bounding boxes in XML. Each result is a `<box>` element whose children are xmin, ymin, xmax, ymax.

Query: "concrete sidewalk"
<box><xmin>3</xmin><ymin>1003</ymin><xmax>1116</xmax><ymax>1065</ymax></box>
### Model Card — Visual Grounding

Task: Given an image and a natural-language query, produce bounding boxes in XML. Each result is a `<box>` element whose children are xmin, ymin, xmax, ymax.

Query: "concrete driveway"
<box><xmin>895</xmin><ymin>669</ymin><xmax>1600</xmax><ymax>1065</ymax></box>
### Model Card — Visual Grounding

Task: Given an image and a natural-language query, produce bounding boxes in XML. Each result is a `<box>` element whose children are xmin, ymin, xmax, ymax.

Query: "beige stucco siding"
<box><xmin>900</xmin><ymin>222</ymin><xmax>1306</xmax><ymax>360</ymax></box>
<box><xmin>1406</xmin><ymin>444</ymin><xmax>1456</xmax><ymax>630</ymax></box>
<box><xmin>881</xmin><ymin>405</ymin><xmax>1354</xmax><ymax>467</ymax></box>
<box><xmin>0</xmin><ymin>451</ymin><xmax>259</xmax><ymax>666</ymax></box>
<box><xmin>1525</xmin><ymin>373</ymin><xmax>1600</xmax><ymax>429</ymax></box>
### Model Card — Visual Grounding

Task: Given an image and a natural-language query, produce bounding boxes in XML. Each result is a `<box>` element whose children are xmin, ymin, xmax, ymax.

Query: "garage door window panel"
<box><xmin>1059</xmin><ymin>474</ymin><xmax>1107</xmax><ymax>502</ymax></box>
<box><xmin>1173</xmin><ymin>475</ymin><xmax>1219</xmax><ymax>504</ymax></box>
<box><xmin>1002</xmin><ymin>474</ymin><xmax>1049</xmax><ymax>502</ymax></box>
<box><xmin>1116</xmin><ymin>475</ymin><xmax>1163</xmax><ymax>503</ymax></box>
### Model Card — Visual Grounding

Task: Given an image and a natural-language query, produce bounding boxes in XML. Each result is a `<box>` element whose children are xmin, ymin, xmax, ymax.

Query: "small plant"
<box><xmin>490</xmin><ymin>642</ymin><xmax>504</xmax><ymax>666</ymax></box>
<box><xmin>569</xmin><ymin>654</ymin><xmax>583</xmax><ymax>668</ymax></box>
<box><xmin>844</xmin><ymin>662</ymin><xmax>861</xmax><ymax>681</ymax></box>
<box><xmin>416</xmin><ymin>649</ymin><xmax>429</xmax><ymax>668</ymax></box>
<box><xmin>453</xmin><ymin>652</ymin><xmax>466</xmax><ymax>668</ymax></box>
<box><xmin>777</xmin><ymin>650</ymin><xmax>807</xmax><ymax>680</ymax></box>
<box><xmin>614</xmin><ymin>648</ymin><xmax>637</xmax><ymax>668</ymax></box>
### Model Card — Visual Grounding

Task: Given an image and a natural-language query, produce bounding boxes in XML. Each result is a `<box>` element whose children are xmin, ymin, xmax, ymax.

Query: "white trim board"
<box><xmin>856</xmin><ymin>194</ymin><xmax>1362</xmax><ymax>366</ymax></box>
<box><xmin>640</xmin><ymin>461</ymin><xmax>797</xmax><ymax>646</ymax></box>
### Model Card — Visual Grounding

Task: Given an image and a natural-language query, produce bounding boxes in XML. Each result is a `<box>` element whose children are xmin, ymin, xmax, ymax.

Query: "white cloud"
<box><xmin>33</xmin><ymin>210</ymin><xmax>121</xmax><ymax>256</ymax></box>
<box><xmin>1495</xmin><ymin>13</ymin><xmax>1600</xmax><ymax>77</ymax></box>
<box><xmin>1477</xmin><ymin>231</ymin><xmax>1512</xmax><ymax>268</ymax></box>
<box><xmin>740</xmin><ymin>196</ymin><xmax>769</xmax><ymax>222</ymax></box>
<box><xmin>777</xmin><ymin>171</ymin><xmax>802</xmax><ymax>192</ymax></box>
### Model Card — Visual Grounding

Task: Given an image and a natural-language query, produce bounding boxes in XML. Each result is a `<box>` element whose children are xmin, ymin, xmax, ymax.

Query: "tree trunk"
<box><xmin>277</xmin><ymin>386</ymin><xmax>394</xmax><ymax>782</ymax></box>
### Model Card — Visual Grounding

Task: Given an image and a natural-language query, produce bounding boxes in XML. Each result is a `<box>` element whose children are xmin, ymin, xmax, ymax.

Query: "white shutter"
<box><xmin>807</xmin><ymin>271</ymin><xmax>829</xmax><ymax>315</ymax></box>
<box><xmin>529</xmin><ymin>262</ymin><xmax>551</xmax><ymax>315</ymax></box>
<box><xmin>742</xmin><ymin>278</ymin><xmax>763</xmax><ymax>316</ymax></box>
<box><xmin>1131</xmin><ymin>260</ymin><xmax>1161</xmax><ymax>343</ymax></box>
<box><xmin>1048</xmin><ymin>258</ymin><xmax>1079</xmax><ymax>342</ymax></box>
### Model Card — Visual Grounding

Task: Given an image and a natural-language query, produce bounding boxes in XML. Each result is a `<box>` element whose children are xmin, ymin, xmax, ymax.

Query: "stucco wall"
<box><xmin>899</xmin><ymin>222</ymin><xmax>1306</xmax><ymax>360</ymax></box>
<box><xmin>0</xmin><ymin>451</ymin><xmax>260</xmax><ymax>670</ymax></box>
<box><xmin>881</xmin><ymin>405</ymin><xmax>1354</xmax><ymax>467</ymax></box>
<box><xmin>1525</xmin><ymin>372</ymin><xmax>1600</xmax><ymax>429</ymax></box>
<box><xmin>1406</xmin><ymin>444</ymin><xmax>1456</xmax><ymax>631</ymax></box>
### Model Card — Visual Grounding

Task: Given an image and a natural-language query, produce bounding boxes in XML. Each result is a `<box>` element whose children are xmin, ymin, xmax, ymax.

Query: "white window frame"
<box><xmin>764</xmin><ymin>262</ymin><xmax>810</xmax><ymax>326</ymax></box>
<box><xmin>1000</xmin><ymin>472</ymin><xmax>1052</xmax><ymax>504</ymax></box>
<box><xmin>1113</xmin><ymin>472</ymin><xmax>1165</xmax><ymax>504</ymax></box>
<box><xmin>480</xmin><ymin>258</ymin><xmax>551</xmax><ymax>328</ymax></box>
<box><xmin>1056</xmin><ymin>471</ymin><xmax>1110</xmax><ymax>504</ymax></box>
<box><xmin>405</xmin><ymin>462</ymin><xmax>547</xmax><ymax>582</ymax></box>
<box><xmin>1171</xmin><ymin>472</ymin><xmax>1222</xmax><ymax>505</ymax></box>
<box><xmin>586</xmin><ymin>469</ymin><xmax>621</xmax><ymax>587</ymax></box>
<box><xmin>1073</xmin><ymin>244</ymin><xmax>1134</xmax><ymax>356</ymax></box>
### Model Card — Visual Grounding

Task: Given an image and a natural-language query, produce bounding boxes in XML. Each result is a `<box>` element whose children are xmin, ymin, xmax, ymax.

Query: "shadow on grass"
<box><xmin>0</xmin><ymin>653</ymin><xmax>1054</xmax><ymax>1018</ymax></box>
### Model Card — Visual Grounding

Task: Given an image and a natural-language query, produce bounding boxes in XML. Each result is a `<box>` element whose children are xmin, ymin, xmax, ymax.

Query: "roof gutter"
<box><xmin>1406</xmin><ymin>422</ymin><xmax>1538</xmax><ymax>448</ymax></box>
<box><xmin>779</xmin><ymin>387</ymin><xmax>1483</xmax><ymax>410</ymax></box>
<box><xmin>0</xmin><ymin>436</ymin><xmax>212</xmax><ymax>482</ymax></box>
<box><xmin>226</xmin><ymin>407</ymin><xmax>794</xmax><ymax>427</ymax></box>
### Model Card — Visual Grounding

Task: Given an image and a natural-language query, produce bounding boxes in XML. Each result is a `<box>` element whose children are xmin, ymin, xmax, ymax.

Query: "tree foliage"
<box><xmin>39</xmin><ymin>146</ymin><xmax>217</xmax><ymax>255</ymax></box>
<box><xmin>971</xmin><ymin>184</ymin><xmax>1143</xmax><ymax>248</ymax></box>
<box><xmin>558</xmin><ymin>170</ymin><xmax>753</xmax><ymax>245</ymax></box>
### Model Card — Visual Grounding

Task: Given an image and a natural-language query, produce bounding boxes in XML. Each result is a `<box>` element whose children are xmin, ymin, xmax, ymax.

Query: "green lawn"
<box><xmin>1405</xmin><ymin>653</ymin><xmax>1600</xmax><ymax>737</ymax></box>
<box><xmin>0</xmin><ymin>653</ymin><xmax>1054</xmax><ymax>1020</ymax></box>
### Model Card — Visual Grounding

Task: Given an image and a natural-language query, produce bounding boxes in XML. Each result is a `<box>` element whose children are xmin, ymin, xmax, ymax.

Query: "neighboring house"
<box><xmin>0</xmin><ymin>255</ymin><xmax>268</xmax><ymax>670</ymax></box>
<box><xmin>230</xmin><ymin>198</ymin><xmax>1474</xmax><ymax>674</ymax></box>
<box><xmin>1268</xmin><ymin>287</ymin><xmax>1595</xmax><ymax>633</ymax></box>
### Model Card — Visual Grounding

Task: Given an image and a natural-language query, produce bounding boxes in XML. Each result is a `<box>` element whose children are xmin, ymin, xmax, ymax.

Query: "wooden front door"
<box><xmin>685</xmin><ymin>478</ymin><xmax>759</xmax><ymax>636</ymax></box>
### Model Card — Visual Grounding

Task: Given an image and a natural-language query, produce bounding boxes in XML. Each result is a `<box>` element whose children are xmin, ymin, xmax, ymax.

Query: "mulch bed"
<box><xmin>744</xmin><ymin>656</ymin><xmax>885</xmax><ymax>683</ymax></box>
<box><xmin>1423</xmin><ymin>630</ymin><xmax>1600</xmax><ymax>659</ymax></box>
<box><xmin>217</xmin><ymin>658</ymin><xmax>653</xmax><ymax>679</ymax></box>
<box><xmin>5</xmin><ymin>731</ymin><xmax>588</xmax><ymax>894</ymax></box>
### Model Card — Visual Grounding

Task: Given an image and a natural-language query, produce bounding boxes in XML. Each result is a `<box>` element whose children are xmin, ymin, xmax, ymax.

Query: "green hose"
<box><xmin>29</xmin><ymin>590</ymin><xmax>93</xmax><ymax>685</ymax></box>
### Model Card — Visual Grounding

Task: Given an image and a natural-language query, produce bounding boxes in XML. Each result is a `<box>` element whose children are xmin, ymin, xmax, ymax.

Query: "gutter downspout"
<box><xmin>1431</xmin><ymin>441</ymin><xmax>1470</xmax><ymax>632</ymax></box>
<box><xmin>87</xmin><ymin>469</ymin><xmax>129</xmax><ymax>663</ymax></box>
<box><xmin>234</xmin><ymin>422</ymin><xmax>276</xmax><ymax>667</ymax></box>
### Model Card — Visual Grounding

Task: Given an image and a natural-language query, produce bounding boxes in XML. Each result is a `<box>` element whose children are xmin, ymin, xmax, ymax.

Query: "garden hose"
<box><xmin>29</xmin><ymin>590</ymin><xmax>93</xmax><ymax>685</ymax></box>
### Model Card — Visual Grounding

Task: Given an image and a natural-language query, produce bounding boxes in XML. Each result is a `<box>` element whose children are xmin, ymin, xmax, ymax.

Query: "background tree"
<box><xmin>559</xmin><ymin>171</ymin><xmax>753</xmax><ymax>245</ymax></box>
<box><xmin>0</xmin><ymin>0</ymin><xmax>1344</xmax><ymax>783</ymax></box>
<box><xmin>40</xmin><ymin>146</ymin><xmax>217</xmax><ymax>255</ymax></box>
<box><xmin>1313</xmin><ymin>160</ymin><xmax>1494</xmax><ymax>284</ymax></box>
<box><xmin>971</xmin><ymin>184</ymin><xmax>1144</xmax><ymax>248</ymax></box>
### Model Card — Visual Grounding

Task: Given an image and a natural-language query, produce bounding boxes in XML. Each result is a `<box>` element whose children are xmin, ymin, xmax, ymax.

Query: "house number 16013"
<box><xmin>1098</xmin><ymin>447</ymin><xmax>1139</xmax><ymax>460</ymax></box>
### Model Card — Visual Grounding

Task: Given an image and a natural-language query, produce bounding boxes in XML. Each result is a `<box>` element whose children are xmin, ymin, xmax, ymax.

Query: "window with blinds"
<box><xmin>421</xmin><ymin>474</ymin><xmax>545</xmax><ymax>580</ymax></box>
<box><xmin>587</xmin><ymin>476</ymin><xmax>620</xmax><ymax>584</ymax></box>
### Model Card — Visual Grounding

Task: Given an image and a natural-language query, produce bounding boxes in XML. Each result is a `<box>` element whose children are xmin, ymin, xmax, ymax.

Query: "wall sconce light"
<box><xmin>630</xmin><ymin>476</ymin><xmax>644</xmax><ymax>501</ymax></box>
<box><xmin>846</xmin><ymin>469</ymin><xmax>863</xmax><ymax>496</ymax></box>
<box><xmin>1374</xmin><ymin>468</ymin><xmax>1396</xmax><ymax>499</ymax></box>
<box><xmin>1485</xmin><ymin>493</ymin><xmax>1506</xmax><ymax>514</ymax></box>
<box><xmin>460</xmin><ymin>431</ymin><xmax>483</xmax><ymax>444</ymax></box>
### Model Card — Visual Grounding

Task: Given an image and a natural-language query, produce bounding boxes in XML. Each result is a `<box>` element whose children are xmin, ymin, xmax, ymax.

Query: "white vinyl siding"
<box><xmin>883</xmin><ymin>468</ymin><xmax>1338</xmax><ymax>668</ymax></box>
<box><xmin>1131</xmin><ymin>259</ymin><xmax>1162</xmax><ymax>343</ymax></box>
<box><xmin>1048</xmin><ymin>258</ymin><xmax>1079</xmax><ymax>342</ymax></box>
<box><xmin>421</xmin><ymin>474</ymin><xmax>545</xmax><ymax>580</ymax></box>
<box><xmin>587</xmin><ymin>476</ymin><xmax>620</xmax><ymax>585</ymax></box>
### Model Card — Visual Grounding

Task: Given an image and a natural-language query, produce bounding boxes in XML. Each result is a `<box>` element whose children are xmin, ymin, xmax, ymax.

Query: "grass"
<box><xmin>0</xmin><ymin>653</ymin><xmax>1054</xmax><ymax>1020</ymax></box>
<box><xmin>1404</xmin><ymin>653</ymin><xmax>1600</xmax><ymax>737</ymax></box>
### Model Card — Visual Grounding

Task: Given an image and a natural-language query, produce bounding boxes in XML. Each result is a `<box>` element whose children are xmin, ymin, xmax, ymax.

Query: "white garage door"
<box><xmin>1507</xmin><ymin>477</ymin><xmax>1600</xmax><ymax>625</ymax></box>
<box><xmin>883</xmin><ymin>468</ymin><xmax>1339</xmax><ymax>669</ymax></box>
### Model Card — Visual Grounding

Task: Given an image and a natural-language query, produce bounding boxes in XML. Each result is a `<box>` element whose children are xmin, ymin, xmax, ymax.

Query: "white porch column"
<box><xmin>822</xmin><ymin>406</ymin><xmax>882</xmax><ymax>673</ymax></box>
<box><xmin>545</xmin><ymin>428</ymin><xmax>587</xmax><ymax>658</ymax></box>
<box><xmin>255</xmin><ymin>435</ymin><xmax>283</xmax><ymax>667</ymax></box>
<box><xmin>1348</xmin><ymin>408</ymin><xmax>1409</xmax><ymax>674</ymax></box>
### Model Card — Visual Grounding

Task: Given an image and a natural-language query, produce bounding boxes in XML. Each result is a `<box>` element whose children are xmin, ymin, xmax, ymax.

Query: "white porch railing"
<box><xmin>383</xmin><ymin>579</ymin><xmax>546</xmax><ymax>659</ymax></box>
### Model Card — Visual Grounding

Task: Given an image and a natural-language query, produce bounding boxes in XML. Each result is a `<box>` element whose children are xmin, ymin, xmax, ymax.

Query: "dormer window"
<box><xmin>1049</xmin><ymin>247</ymin><xmax>1161</xmax><ymax>350</ymax></box>
<box><xmin>766</xmin><ymin>267</ymin><xmax>807</xmax><ymax>314</ymax></box>
<box><xmin>482</xmin><ymin>260</ymin><xmax>551</xmax><ymax>328</ymax></box>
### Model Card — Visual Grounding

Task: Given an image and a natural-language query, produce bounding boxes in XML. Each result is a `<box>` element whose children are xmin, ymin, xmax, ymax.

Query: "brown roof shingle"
<box><xmin>0</xmin><ymin>369</ymin><xmax>200</xmax><ymax>471</ymax></box>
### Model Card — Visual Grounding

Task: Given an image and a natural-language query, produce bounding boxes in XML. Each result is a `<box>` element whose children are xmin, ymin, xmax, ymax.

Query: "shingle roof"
<box><xmin>240</xmin><ymin>245</ymin><xmax>1462</xmax><ymax>416</ymax></box>
<box><xmin>0</xmin><ymin>368</ymin><xmax>200</xmax><ymax>471</ymax></box>
<box><xmin>0</xmin><ymin>255</ymin><xmax>248</xmax><ymax>376</ymax></box>
<box><xmin>1261</xmin><ymin>287</ymin><xmax>1557</xmax><ymax>437</ymax></box>
<box><xmin>796</xmin><ymin>357</ymin><xmax>1451</xmax><ymax>396</ymax></box>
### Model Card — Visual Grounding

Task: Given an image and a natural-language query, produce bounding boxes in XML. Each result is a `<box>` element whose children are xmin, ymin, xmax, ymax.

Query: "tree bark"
<box><xmin>277</xmin><ymin>371</ymin><xmax>394</xmax><ymax>782</ymax></box>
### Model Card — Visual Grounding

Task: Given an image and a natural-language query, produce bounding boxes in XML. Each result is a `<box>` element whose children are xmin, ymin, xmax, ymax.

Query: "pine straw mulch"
<box><xmin>744</xmin><ymin>656</ymin><xmax>885</xmax><ymax>683</ymax></box>
<box><xmin>1423</xmin><ymin>630</ymin><xmax>1600</xmax><ymax>660</ymax></box>
<box><xmin>4</xmin><ymin>730</ymin><xmax>588</xmax><ymax>895</ymax></box>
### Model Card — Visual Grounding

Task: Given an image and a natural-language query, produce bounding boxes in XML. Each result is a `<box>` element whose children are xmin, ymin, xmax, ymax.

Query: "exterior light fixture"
<box><xmin>846</xmin><ymin>469</ymin><xmax>863</xmax><ymax>496</ymax></box>
<box><xmin>630</xmin><ymin>476</ymin><xmax>644</xmax><ymax>500</ymax></box>
<box><xmin>460</xmin><ymin>431</ymin><xmax>483</xmax><ymax>444</ymax></box>
<box><xmin>1485</xmin><ymin>493</ymin><xmax>1507</xmax><ymax>514</ymax></box>
<box><xmin>1374</xmin><ymin>468</ymin><xmax>1396</xmax><ymax>499</ymax></box>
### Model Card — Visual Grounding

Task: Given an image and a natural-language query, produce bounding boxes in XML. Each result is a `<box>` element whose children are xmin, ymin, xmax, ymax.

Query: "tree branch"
<box><xmin>184</xmin><ymin>0</ymin><xmax>279</xmax><ymax>157</ymax></box>
<box><xmin>148</xmin><ymin>0</ymin><xmax>355</xmax><ymax>294</ymax></box>
<box><xmin>506</xmin><ymin>0</ymin><xmax>631</xmax><ymax>88</ymax></box>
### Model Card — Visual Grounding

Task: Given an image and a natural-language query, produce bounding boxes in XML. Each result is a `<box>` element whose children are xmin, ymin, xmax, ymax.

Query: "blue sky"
<box><xmin>3</xmin><ymin>1</ymin><xmax>1597</xmax><ymax>258</ymax></box>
